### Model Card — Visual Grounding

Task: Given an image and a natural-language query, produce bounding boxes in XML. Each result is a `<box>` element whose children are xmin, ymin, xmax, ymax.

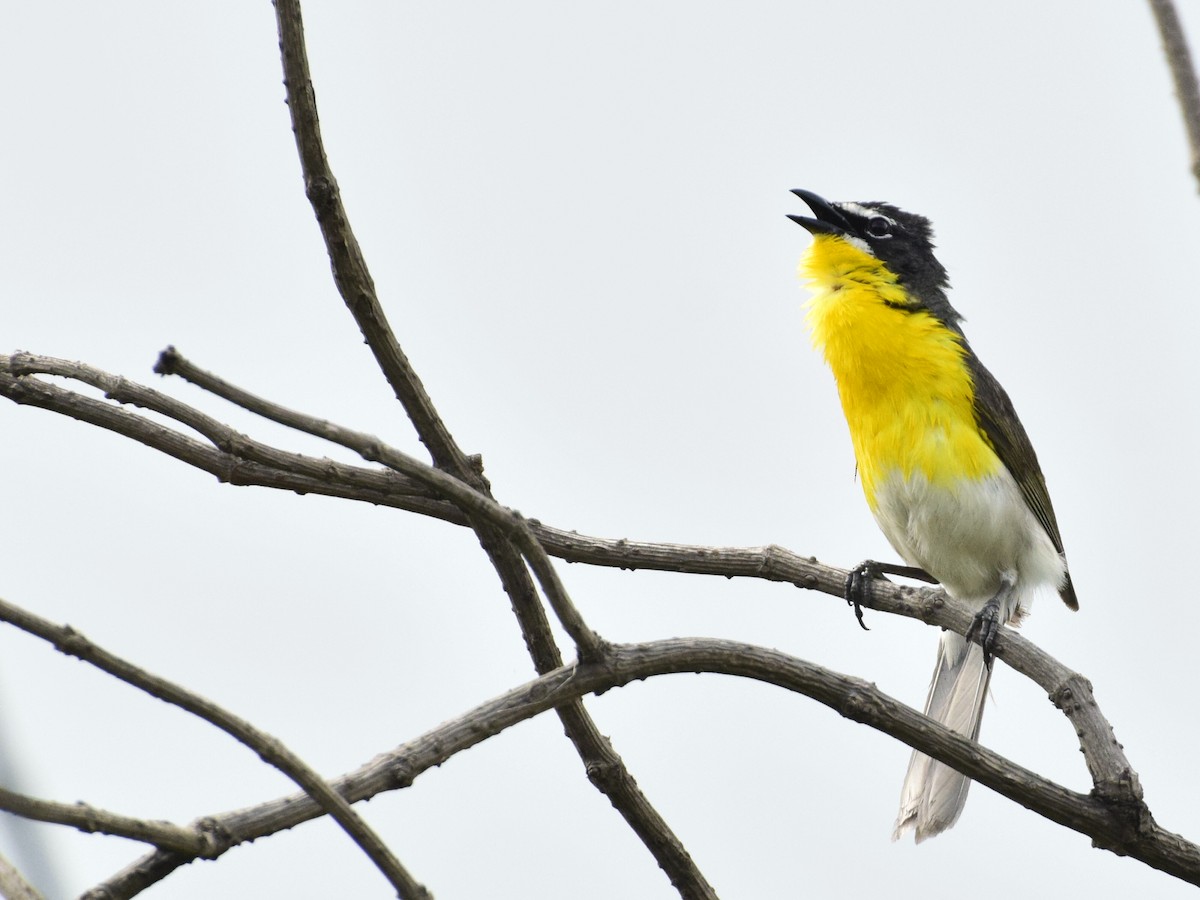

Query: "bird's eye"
<box><xmin>866</xmin><ymin>217</ymin><xmax>892</xmax><ymax>238</ymax></box>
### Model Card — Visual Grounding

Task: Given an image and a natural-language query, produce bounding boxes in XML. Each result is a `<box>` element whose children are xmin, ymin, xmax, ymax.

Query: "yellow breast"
<box><xmin>801</xmin><ymin>235</ymin><xmax>1001</xmax><ymax>508</ymax></box>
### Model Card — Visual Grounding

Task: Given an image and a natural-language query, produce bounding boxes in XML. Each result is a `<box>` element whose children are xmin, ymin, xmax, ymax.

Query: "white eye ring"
<box><xmin>866</xmin><ymin>216</ymin><xmax>893</xmax><ymax>238</ymax></box>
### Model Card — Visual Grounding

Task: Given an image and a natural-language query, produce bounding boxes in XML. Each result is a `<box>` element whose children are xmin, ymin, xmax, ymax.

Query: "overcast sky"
<box><xmin>4</xmin><ymin>2</ymin><xmax>1200</xmax><ymax>897</ymax></box>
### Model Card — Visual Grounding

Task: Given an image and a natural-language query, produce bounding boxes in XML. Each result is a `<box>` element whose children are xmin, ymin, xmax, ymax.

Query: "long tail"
<box><xmin>891</xmin><ymin>631</ymin><xmax>991</xmax><ymax>842</ymax></box>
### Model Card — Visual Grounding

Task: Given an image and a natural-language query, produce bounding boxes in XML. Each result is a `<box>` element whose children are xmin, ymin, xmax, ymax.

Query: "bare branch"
<box><xmin>154</xmin><ymin>345</ymin><xmax>488</xmax><ymax>479</ymax></box>
<box><xmin>0</xmin><ymin>787</ymin><xmax>206</xmax><ymax>855</ymax></box>
<box><xmin>5</xmin><ymin>352</ymin><xmax>436</xmax><ymax>500</ymax></box>
<box><xmin>271</xmin><ymin>0</ymin><xmax>476</xmax><ymax>481</ymax></box>
<box><xmin>1149</xmin><ymin>0</ymin><xmax>1200</xmax><ymax>190</ymax></box>
<box><xmin>0</xmin><ymin>596</ymin><xmax>429</xmax><ymax>900</ymax></box>
<box><xmin>87</xmin><ymin>637</ymin><xmax>1200</xmax><ymax>897</ymax></box>
<box><xmin>0</xmin><ymin>358</ymin><xmax>461</xmax><ymax>521</ymax></box>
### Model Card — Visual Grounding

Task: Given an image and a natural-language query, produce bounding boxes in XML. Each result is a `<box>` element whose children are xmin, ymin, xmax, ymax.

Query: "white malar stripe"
<box><xmin>842</xmin><ymin>234</ymin><xmax>875</xmax><ymax>256</ymax></box>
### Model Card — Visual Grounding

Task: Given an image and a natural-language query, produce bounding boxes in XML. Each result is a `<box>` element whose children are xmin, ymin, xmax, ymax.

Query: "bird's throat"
<box><xmin>801</xmin><ymin>237</ymin><xmax>1001</xmax><ymax>506</ymax></box>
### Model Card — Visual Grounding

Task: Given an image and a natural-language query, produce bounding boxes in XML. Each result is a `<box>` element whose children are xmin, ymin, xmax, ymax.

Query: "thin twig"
<box><xmin>154</xmin><ymin>345</ymin><xmax>491</xmax><ymax>476</ymax></box>
<box><xmin>87</xmin><ymin>636</ymin><xmax>1200</xmax><ymax>897</ymax></box>
<box><xmin>271</xmin><ymin>0</ymin><xmax>477</xmax><ymax>482</ymax></box>
<box><xmin>0</xmin><ymin>597</ymin><xmax>430</xmax><ymax>900</ymax></box>
<box><xmin>0</xmin><ymin>360</ymin><xmax>462</xmax><ymax>524</ymax></box>
<box><xmin>0</xmin><ymin>787</ymin><xmax>207</xmax><ymax>855</ymax></box>
<box><xmin>5</xmin><ymin>352</ymin><xmax>436</xmax><ymax>501</ymax></box>
<box><xmin>1149</xmin><ymin>0</ymin><xmax>1200</xmax><ymax>190</ymax></box>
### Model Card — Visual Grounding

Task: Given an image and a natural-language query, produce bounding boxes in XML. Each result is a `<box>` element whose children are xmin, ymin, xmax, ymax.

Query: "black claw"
<box><xmin>844</xmin><ymin>560</ymin><xmax>940</xmax><ymax>633</ymax></box>
<box><xmin>966</xmin><ymin>598</ymin><xmax>1003</xmax><ymax>669</ymax></box>
<box><xmin>844</xmin><ymin>561</ymin><xmax>878</xmax><ymax>631</ymax></box>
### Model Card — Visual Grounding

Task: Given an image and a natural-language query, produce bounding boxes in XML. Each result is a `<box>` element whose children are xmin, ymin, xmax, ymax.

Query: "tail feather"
<box><xmin>892</xmin><ymin>631</ymin><xmax>991</xmax><ymax>842</ymax></box>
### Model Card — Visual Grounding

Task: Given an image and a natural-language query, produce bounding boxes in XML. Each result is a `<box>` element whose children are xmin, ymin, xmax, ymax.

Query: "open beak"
<box><xmin>788</xmin><ymin>189</ymin><xmax>850</xmax><ymax>235</ymax></box>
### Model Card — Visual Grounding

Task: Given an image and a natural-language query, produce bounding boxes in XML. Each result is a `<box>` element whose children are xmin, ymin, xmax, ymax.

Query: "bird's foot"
<box><xmin>845</xmin><ymin>561</ymin><xmax>880</xmax><ymax>631</ymax></box>
<box><xmin>845</xmin><ymin>561</ymin><xmax>937</xmax><ymax>632</ymax></box>
<box><xmin>966</xmin><ymin>598</ymin><xmax>1003</xmax><ymax>669</ymax></box>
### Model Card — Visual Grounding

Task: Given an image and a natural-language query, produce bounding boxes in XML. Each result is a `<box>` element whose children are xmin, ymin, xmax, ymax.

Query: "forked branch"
<box><xmin>270</xmin><ymin>0</ymin><xmax>718</xmax><ymax>895</ymax></box>
<box><xmin>0</xmin><ymin>596</ymin><xmax>428</xmax><ymax>899</ymax></box>
<box><xmin>0</xmin><ymin>355</ymin><xmax>1191</xmax><ymax>892</ymax></box>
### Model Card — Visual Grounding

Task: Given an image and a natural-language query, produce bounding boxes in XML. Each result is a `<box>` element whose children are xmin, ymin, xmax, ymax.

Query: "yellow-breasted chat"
<box><xmin>790</xmin><ymin>190</ymin><xmax>1077</xmax><ymax>842</ymax></box>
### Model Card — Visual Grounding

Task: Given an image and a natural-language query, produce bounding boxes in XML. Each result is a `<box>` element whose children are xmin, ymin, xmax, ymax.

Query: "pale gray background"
<box><xmin>3</xmin><ymin>2</ymin><xmax>1198</xmax><ymax>897</ymax></box>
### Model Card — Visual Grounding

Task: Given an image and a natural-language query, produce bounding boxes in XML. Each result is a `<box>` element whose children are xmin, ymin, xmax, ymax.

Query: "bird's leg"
<box><xmin>845</xmin><ymin>561</ymin><xmax>938</xmax><ymax>631</ymax></box>
<box><xmin>965</xmin><ymin>575</ymin><xmax>1017</xmax><ymax>669</ymax></box>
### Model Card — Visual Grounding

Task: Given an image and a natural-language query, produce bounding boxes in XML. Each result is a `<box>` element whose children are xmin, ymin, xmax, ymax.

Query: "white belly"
<box><xmin>871</xmin><ymin>467</ymin><xmax>1065</xmax><ymax>613</ymax></box>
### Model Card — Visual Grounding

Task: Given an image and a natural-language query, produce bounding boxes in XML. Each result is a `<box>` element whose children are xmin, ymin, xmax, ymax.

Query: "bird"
<box><xmin>788</xmin><ymin>189</ymin><xmax>1077</xmax><ymax>842</ymax></box>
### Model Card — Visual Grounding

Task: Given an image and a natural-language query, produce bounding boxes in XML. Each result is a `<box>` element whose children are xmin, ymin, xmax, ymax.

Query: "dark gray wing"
<box><xmin>966</xmin><ymin>352</ymin><xmax>1078</xmax><ymax>610</ymax></box>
